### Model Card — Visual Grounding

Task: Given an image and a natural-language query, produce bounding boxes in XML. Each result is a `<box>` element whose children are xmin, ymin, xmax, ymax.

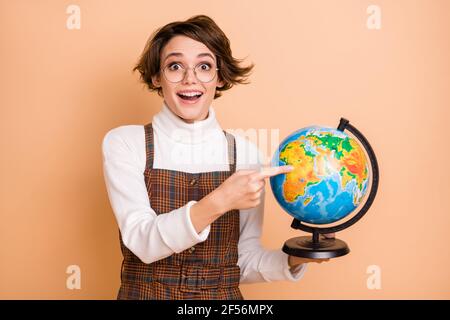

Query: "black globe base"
<box><xmin>282</xmin><ymin>236</ymin><xmax>350</xmax><ymax>259</ymax></box>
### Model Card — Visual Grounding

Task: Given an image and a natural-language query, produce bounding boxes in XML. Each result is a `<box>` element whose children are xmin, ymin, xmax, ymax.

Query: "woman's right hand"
<box><xmin>208</xmin><ymin>165</ymin><xmax>294</xmax><ymax>214</ymax></box>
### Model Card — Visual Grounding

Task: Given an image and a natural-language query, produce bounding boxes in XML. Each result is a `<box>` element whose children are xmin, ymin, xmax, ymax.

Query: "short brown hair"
<box><xmin>132</xmin><ymin>15</ymin><xmax>254</xmax><ymax>99</ymax></box>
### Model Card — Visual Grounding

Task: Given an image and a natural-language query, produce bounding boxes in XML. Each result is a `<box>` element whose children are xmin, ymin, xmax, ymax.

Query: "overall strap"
<box><xmin>223</xmin><ymin>130</ymin><xmax>236</xmax><ymax>173</ymax></box>
<box><xmin>144</xmin><ymin>123</ymin><xmax>154</xmax><ymax>170</ymax></box>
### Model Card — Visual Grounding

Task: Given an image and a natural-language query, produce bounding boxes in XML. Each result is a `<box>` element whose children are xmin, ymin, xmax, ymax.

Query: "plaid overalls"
<box><xmin>117</xmin><ymin>123</ymin><xmax>243</xmax><ymax>299</ymax></box>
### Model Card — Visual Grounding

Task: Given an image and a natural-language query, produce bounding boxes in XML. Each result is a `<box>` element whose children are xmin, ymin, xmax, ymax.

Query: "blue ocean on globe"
<box><xmin>270</xmin><ymin>126</ymin><xmax>370</xmax><ymax>224</ymax></box>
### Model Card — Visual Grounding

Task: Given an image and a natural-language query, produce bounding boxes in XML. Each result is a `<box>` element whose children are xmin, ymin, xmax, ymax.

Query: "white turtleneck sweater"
<box><xmin>102</xmin><ymin>101</ymin><xmax>307</xmax><ymax>284</ymax></box>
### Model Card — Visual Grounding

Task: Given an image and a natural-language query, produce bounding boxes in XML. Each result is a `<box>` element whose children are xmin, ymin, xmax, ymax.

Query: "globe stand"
<box><xmin>282</xmin><ymin>220</ymin><xmax>350</xmax><ymax>259</ymax></box>
<box><xmin>281</xmin><ymin>117</ymin><xmax>379</xmax><ymax>259</ymax></box>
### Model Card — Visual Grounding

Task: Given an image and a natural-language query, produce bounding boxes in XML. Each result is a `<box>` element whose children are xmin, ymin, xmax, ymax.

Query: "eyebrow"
<box><xmin>163</xmin><ymin>52</ymin><xmax>215</xmax><ymax>63</ymax></box>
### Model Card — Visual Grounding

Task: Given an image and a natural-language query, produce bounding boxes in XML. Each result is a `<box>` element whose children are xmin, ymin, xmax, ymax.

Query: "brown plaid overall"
<box><xmin>117</xmin><ymin>123</ymin><xmax>243</xmax><ymax>300</ymax></box>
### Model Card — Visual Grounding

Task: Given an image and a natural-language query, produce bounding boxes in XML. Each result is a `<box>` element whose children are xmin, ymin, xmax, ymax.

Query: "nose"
<box><xmin>182</xmin><ymin>67</ymin><xmax>198</xmax><ymax>84</ymax></box>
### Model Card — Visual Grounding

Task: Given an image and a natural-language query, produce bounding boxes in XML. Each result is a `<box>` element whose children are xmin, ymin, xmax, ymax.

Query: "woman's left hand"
<box><xmin>288</xmin><ymin>256</ymin><xmax>331</xmax><ymax>268</ymax></box>
<box><xmin>288</xmin><ymin>233</ymin><xmax>335</xmax><ymax>268</ymax></box>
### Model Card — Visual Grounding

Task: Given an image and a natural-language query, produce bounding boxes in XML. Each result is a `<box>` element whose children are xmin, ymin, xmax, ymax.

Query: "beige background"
<box><xmin>1</xmin><ymin>0</ymin><xmax>449</xmax><ymax>299</ymax></box>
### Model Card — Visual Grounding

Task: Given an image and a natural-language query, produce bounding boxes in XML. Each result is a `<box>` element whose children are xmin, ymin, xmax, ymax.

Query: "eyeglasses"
<box><xmin>162</xmin><ymin>62</ymin><xmax>219</xmax><ymax>83</ymax></box>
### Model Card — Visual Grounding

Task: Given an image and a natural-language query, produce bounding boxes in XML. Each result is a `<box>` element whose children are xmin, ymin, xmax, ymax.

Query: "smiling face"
<box><xmin>151</xmin><ymin>35</ymin><xmax>224</xmax><ymax>123</ymax></box>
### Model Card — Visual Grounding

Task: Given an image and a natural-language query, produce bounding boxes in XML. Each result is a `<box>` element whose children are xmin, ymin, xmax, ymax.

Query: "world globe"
<box><xmin>270</xmin><ymin>125</ymin><xmax>370</xmax><ymax>225</ymax></box>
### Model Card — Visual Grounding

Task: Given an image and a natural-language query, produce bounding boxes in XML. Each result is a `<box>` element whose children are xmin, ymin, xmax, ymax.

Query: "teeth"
<box><xmin>178</xmin><ymin>92</ymin><xmax>202</xmax><ymax>97</ymax></box>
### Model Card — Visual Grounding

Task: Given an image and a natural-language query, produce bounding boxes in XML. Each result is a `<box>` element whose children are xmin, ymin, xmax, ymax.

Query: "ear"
<box><xmin>151</xmin><ymin>75</ymin><xmax>161</xmax><ymax>88</ymax></box>
<box><xmin>216</xmin><ymin>79</ymin><xmax>225</xmax><ymax>89</ymax></box>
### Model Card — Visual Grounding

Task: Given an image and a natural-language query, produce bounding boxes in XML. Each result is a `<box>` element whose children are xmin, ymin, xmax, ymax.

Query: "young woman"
<box><xmin>102</xmin><ymin>15</ymin><xmax>329</xmax><ymax>300</ymax></box>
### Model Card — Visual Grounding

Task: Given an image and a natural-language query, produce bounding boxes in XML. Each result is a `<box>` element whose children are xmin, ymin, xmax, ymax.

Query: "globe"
<box><xmin>270</xmin><ymin>125</ymin><xmax>370</xmax><ymax>225</ymax></box>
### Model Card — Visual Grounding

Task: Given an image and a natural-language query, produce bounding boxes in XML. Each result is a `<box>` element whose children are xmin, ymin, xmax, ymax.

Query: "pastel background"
<box><xmin>1</xmin><ymin>0</ymin><xmax>449</xmax><ymax>299</ymax></box>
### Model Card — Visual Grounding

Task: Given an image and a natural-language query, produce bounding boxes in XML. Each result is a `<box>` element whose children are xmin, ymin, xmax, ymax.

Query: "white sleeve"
<box><xmin>235</xmin><ymin>139</ymin><xmax>307</xmax><ymax>283</ymax></box>
<box><xmin>237</xmin><ymin>188</ymin><xmax>307</xmax><ymax>283</ymax></box>
<box><xmin>102</xmin><ymin>128</ymin><xmax>211</xmax><ymax>264</ymax></box>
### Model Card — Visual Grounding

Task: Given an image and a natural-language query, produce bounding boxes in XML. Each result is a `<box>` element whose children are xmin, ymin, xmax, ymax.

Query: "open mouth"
<box><xmin>177</xmin><ymin>92</ymin><xmax>203</xmax><ymax>102</ymax></box>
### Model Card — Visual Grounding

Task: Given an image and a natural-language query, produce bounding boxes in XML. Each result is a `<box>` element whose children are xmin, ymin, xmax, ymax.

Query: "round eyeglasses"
<box><xmin>162</xmin><ymin>62</ymin><xmax>219</xmax><ymax>83</ymax></box>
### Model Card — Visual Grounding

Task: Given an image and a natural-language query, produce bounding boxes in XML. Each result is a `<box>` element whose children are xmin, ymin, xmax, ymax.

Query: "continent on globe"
<box><xmin>270</xmin><ymin>126</ymin><xmax>370</xmax><ymax>224</ymax></box>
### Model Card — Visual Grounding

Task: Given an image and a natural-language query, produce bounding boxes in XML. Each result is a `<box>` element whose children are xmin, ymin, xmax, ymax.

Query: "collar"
<box><xmin>152</xmin><ymin>100</ymin><xmax>223</xmax><ymax>144</ymax></box>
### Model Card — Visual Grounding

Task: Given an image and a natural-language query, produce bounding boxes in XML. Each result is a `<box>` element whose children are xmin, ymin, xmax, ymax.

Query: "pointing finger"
<box><xmin>235</xmin><ymin>169</ymin><xmax>258</xmax><ymax>176</ymax></box>
<box><xmin>251</xmin><ymin>165</ymin><xmax>294</xmax><ymax>180</ymax></box>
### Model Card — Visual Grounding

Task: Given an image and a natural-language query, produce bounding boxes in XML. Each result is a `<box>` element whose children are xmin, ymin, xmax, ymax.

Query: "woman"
<box><xmin>102</xmin><ymin>14</ymin><xmax>329</xmax><ymax>300</ymax></box>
